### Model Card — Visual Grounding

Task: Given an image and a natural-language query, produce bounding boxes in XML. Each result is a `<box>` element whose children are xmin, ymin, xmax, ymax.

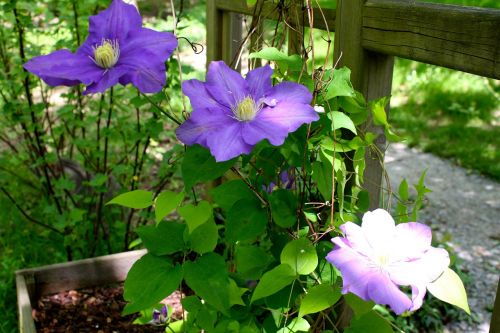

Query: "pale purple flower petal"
<box><xmin>392</xmin><ymin>222</ymin><xmax>432</xmax><ymax>261</ymax></box>
<box><xmin>326</xmin><ymin>209</ymin><xmax>450</xmax><ymax>314</ymax></box>
<box><xmin>176</xmin><ymin>61</ymin><xmax>319</xmax><ymax>161</ymax></box>
<box><xmin>366</xmin><ymin>273</ymin><xmax>413</xmax><ymax>315</ymax></box>
<box><xmin>360</xmin><ymin>209</ymin><xmax>396</xmax><ymax>253</ymax></box>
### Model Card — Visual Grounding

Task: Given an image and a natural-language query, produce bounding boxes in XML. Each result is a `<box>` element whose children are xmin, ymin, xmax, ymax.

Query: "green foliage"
<box><xmin>392</xmin><ymin>59</ymin><xmax>499</xmax><ymax>180</ymax></box>
<box><xmin>123</xmin><ymin>254</ymin><xmax>183</xmax><ymax>315</ymax></box>
<box><xmin>298</xmin><ymin>284</ymin><xmax>342</xmax><ymax>318</ymax></box>
<box><xmin>107</xmin><ymin>190</ymin><xmax>154</xmax><ymax>209</ymax></box>
<box><xmin>182</xmin><ymin>145</ymin><xmax>235</xmax><ymax>189</ymax></box>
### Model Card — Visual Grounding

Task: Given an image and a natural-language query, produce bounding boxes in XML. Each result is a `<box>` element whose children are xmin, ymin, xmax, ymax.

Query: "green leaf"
<box><xmin>137</xmin><ymin>221</ymin><xmax>186</xmax><ymax>255</ymax></box>
<box><xmin>210</xmin><ymin>180</ymin><xmax>258</xmax><ymax>212</ymax></box>
<box><xmin>229</xmin><ymin>278</ymin><xmax>247</xmax><ymax>306</ymax></box>
<box><xmin>299</xmin><ymin>284</ymin><xmax>342</xmax><ymax>317</ymax></box>
<box><xmin>345</xmin><ymin>310</ymin><xmax>393</xmax><ymax>333</ymax></box>
<box><xmin>398</xmin><ymin>179</ymin><xmax>409</xmax><ymax>201</ymax></box>
<box><xmin>226</xmin><ymin>199</ymin><xmax>267</xmax><ymax>243</ymax></box>
<box><xmin>155</xmin><ymin>190</ymin><xmax>184</xmax><ymax>224</ymax></box>
<box><xmin>107</xmin><ymin>190</ymin><xmax>153</xmax><ymax>209</ymax></box>
<box><xmin>269</xmin><ymin>189</ymin><xmax>298</xmax><ymax>228</ymax></box>
<box><xmin>246</xmin><ymin>0</ymin><xmax>257</xmax><ymax>6</ymax></box>
<box><xmin>427</xmin><ymin>267</ymin><xmax>470</xmax><ymax>314</ymax></box>
<box><xmin>276</xmin><ymin>317</ymin><xmax>311</xmax><ymax>333</ymax></box>
<box><xmin>182</xmin><ymin>145</ymin><xmax>234</xmax><ymax>189</ymax></box>
<box><xmin>345</xmin><ymin>293</ymin><xmax>375</xmax><ymax>317</ymax></box>
<box><xmin>312</xmin><ymin>159</ymin><xmax>333</xmax><ymax>201</ymax></box>
<box><xmin>280</xmin><ymin>238</ymin><xmax>318</xmax><ymax>275</ymax></box>
<box><xmin>187</xmin><ymin>218</ymin><xmax>219</xmax><ymax>254</ymax></box>
<box><xmin>235</xmin><ymin>245</ymin><xmax>274</xmax><ymax>280</ymax></box>
<box><xmin>123</xmin><ymin>254</ymin><xmax>183</xmax><ymax>315</ymax></box>
<box><xmin>184</xmin><ymin>253</ymin><xmax>231</xmax><ymax>314</ymax></box>
<box><xmin>249</xmin><ymin>47</ymin><xmax>302</xmax><ymax>71</ymax></box>
<box><xmin>369</xmin><ymin>97</ymin><xmax>390</xmax><ymax>128</ymax></box>
<box><xmin>324</xmin><ymin>67</ymin><xmax>355</xmax><ymax>100</ymax></box>
<box><xmin>251</xmin><ymin>264</ymin><xmax>297</xmax><ymax>303</ymax></box>
<box><xmin>178</xmin><ymin>201</ymin><xmax>213</xmax><ymax>234</ymax></box>
<box><xmin>329</xmin><ymin>111</ymin><xmax>357</xmax><ymax>134</ymax></box>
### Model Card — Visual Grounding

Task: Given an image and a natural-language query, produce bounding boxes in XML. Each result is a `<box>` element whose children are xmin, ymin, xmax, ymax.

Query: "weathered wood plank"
<box><xmin>491</xmin><ymin>278</ymin><xmax>500</xmax><ymax>333</ymax></box>
<box><xmin>16</xmin><ymin>274</ymin><xmax>37</xmax><ymax>333</ymax></box>
<box><xmin>16</xmin><ymin>249</ymin><xmax>146</xmax><ymax>299</ymax></box>
<box><xmin>362</xmin><ymin>0</ymin><xmax>500</xmax><ymax>79</ymax></box>
<box><xmin>213</xmin><ymin>0</ymin><xmax>336</xmax><ymax>32</ymax></box>
<box><xmin>207</xmin><ymin>0</ymin><xmax>242</xmax><ymax>67</ymax></box>
<box><xmin>334</xmin><ymin>0</ymin><xmax>394</xmax><ymax>211</ymax></box>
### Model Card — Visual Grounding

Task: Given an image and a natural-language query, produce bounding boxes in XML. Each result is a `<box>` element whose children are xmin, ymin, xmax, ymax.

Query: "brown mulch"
<box><xmin>33</xmin><ymin>284</ymin><xmax>184</xmax><ymax>333</ymax></box>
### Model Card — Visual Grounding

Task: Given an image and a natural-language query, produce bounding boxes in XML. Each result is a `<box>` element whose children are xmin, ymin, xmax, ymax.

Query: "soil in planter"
<box><xmin>33</xmin><ymin>284</ymin><xmax>183</xmax><ymax>332</ymax></box>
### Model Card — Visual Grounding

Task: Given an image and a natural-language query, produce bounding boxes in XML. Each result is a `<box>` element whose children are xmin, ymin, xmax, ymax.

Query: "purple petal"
<box><xmin>24</xmin><ymin>49</ymin><xmax>103</xmax><ymax>87</ymax></box>
<box><xmin>182</xmin><ymin>79</ymin><xmax>222</xmax><ymax>110</ymax></box>
<box><xmin>246</xmin><ymin>65</ymin><xmax>273</xmax><ymax>99</ymax></box>
<box><xmin>327</xmin><ymin>238</ymin><xmax>377</xmax><ymax>301</ymax></box>
<box><xmin>241</xmin><ymin>118</ymin><xmax>289</xmax><ymax>146</ymax></box>
<box><xmin>121</xmin><ymin>28</ymin><xmax>177</xmax><ymax>61</ymax></box>
<box><xmin>265</xmin><ymin>81</ymin><xmax>312</xmax><ymax>105</ymax></box>
<box><xmin>392</xmin><ymin>222</ymin><xmax>432</xmax><ymax>261</ymax></box>
<box><xmin>361</xmin><ymin>209</ymin><xmax>396</xmax><ymax>254</ymax></box>
<box><xmin>176</xmin><ymin>107</ymin><xmax>232</xmax><ymax>148</ymax></box>
<box><xmin>88</xmin><ymin>0</ymin><xmax>142</xmax><ymax>41</ymax></box>
<box><xmin>205</xmin><ymin>61</ymin><xmax>248</xmax><ymax>108</ymax></box>
<box><xmin>366</xmin><ymin>273</ymin><xmax>413</xmax><ymax>315</ymax></box>
<box><xmin>253</xmin><ymin>102</ymin><xmax>319</xmax><ymax>133</ymax></box>
<box><xmin>84</xmin><ymin>67</ymin><xmax>128</xmax><ymax>95</ymax></box>
<box><xmin>117</xmin><ymin>50</ymin><xmax>166</xmax><ymax>93</ymax></box>
<box><xmin>206</xmin><ymin>121</ymin><xmax>252</xmax><ymax>162</ymax></box>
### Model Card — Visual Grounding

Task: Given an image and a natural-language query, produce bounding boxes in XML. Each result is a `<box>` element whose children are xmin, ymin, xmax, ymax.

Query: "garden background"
<box><xmin>0</xmin><ymin>0</ymin><xmax>498</xmax><ymax>332</ymax></box>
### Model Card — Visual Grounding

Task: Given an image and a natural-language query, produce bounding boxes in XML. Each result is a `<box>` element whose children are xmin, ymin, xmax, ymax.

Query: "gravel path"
<box><xmin>385</xmin><ymin>143</ymin><xmax>500</xmax><ymax>333</ymax></box>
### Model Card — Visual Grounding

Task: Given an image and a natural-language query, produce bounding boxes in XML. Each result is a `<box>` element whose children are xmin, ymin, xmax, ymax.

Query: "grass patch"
<box><xmin>391</xmin><ymin>59</ymin><xmax>500</xmax><ymax>180</ymax></box>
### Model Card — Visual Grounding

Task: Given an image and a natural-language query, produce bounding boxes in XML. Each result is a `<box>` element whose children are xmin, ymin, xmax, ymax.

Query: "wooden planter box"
<box><xmin>15</xmin><ymin>249</ymin><xmax>146</xmax><ymax>333</ymax></box>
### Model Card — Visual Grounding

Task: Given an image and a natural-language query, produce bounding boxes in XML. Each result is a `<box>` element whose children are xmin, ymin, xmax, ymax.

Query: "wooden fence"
<box><xmin>205</xmin><ymin>0</ymin><xmax>500</xmax><ymax>331</ymax></box>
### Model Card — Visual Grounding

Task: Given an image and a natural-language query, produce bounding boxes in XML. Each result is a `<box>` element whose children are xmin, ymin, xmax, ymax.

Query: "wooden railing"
<box><xmin>205</xmin><ymin>2</ymin><xmax>500</xmax><ymax>329</ymax></box>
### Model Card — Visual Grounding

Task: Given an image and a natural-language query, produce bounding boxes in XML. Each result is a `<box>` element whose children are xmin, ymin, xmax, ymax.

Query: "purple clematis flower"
<box><xmin>24</xmin><ymin>0</ymin><xmax>177</xmax><ymax>95</ymax></box>
<box><xmin>326</xmin><ymin>209</ymin><xmax>450</xmax><ymax>314</ymax></box>
<box><xmin>176</xmin><ymin>61</ymin><xmax>319</xmax><ymax>162</ymax></box>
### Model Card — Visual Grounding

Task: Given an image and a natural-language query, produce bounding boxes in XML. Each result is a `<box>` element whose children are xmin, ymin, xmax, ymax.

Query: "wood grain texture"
<box><xmin>213</xmin><ymin>0</ymin><xmax>336</xmax><ymax>32</ymax></box>
<box><xmin>16</xmin><ymin>274</ymin><xmax>37</xmax><ymax>333</ymax></box>
<box><xmin>362</xmin><ymin>0</ymin><xmax>500</xmax><ymax>79</ymax></box>
<box><xmin>491</xmin><ymin>278</ymin><xmax>500</xmax><ymax>333</ymax></box>
<box><xmin>334</xmin><ymin>0</ymin><xmax>394</xmax><ymax>211</ymax></box>
<box><xmin>16</xmin><ymin>249</ymin><xmax>146</xmax><ymax>299</ymax></box>
<box><xmin>16</xmin><ymin>250</ymin><xmax>146</xmax><ymax>332</ymax></box>
<box><xmin>207</xmin><ymin>0</ymin><xmax>242</xmax><ymax>67</ymax></box>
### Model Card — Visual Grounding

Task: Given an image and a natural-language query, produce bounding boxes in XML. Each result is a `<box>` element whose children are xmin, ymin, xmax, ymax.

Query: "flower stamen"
<box><xmin>232</xmin><ymin>96</ymin><xmax>260</xmax><ymax>122</ymax></box>
<box><xmin>91</xmin><ymin>39</ymin><xmax>120</xmax><ymax>69</ymax></box>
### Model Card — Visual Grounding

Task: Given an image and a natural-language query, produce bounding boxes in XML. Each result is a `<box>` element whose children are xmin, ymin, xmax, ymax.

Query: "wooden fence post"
<box><xmin>333</xmin><ymin>0</ymin><xmax>394</xmax><ymax>210</ymax></box>
<box><xmin>207</xmin><ymin>0</ymin><xmax>242</xmax><ymax>68</ymax></box>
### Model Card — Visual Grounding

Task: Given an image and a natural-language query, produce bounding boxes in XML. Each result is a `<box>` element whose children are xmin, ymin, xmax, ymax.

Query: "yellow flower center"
<box><xmin>233</xmin><ymin>97</ymin><xmax>259</xmax><ymax>121</ymax></box>
<box><xmin>92</xmin><ymin>39</ymin><xmax>120</xmax><ymax>69</ymax></box>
